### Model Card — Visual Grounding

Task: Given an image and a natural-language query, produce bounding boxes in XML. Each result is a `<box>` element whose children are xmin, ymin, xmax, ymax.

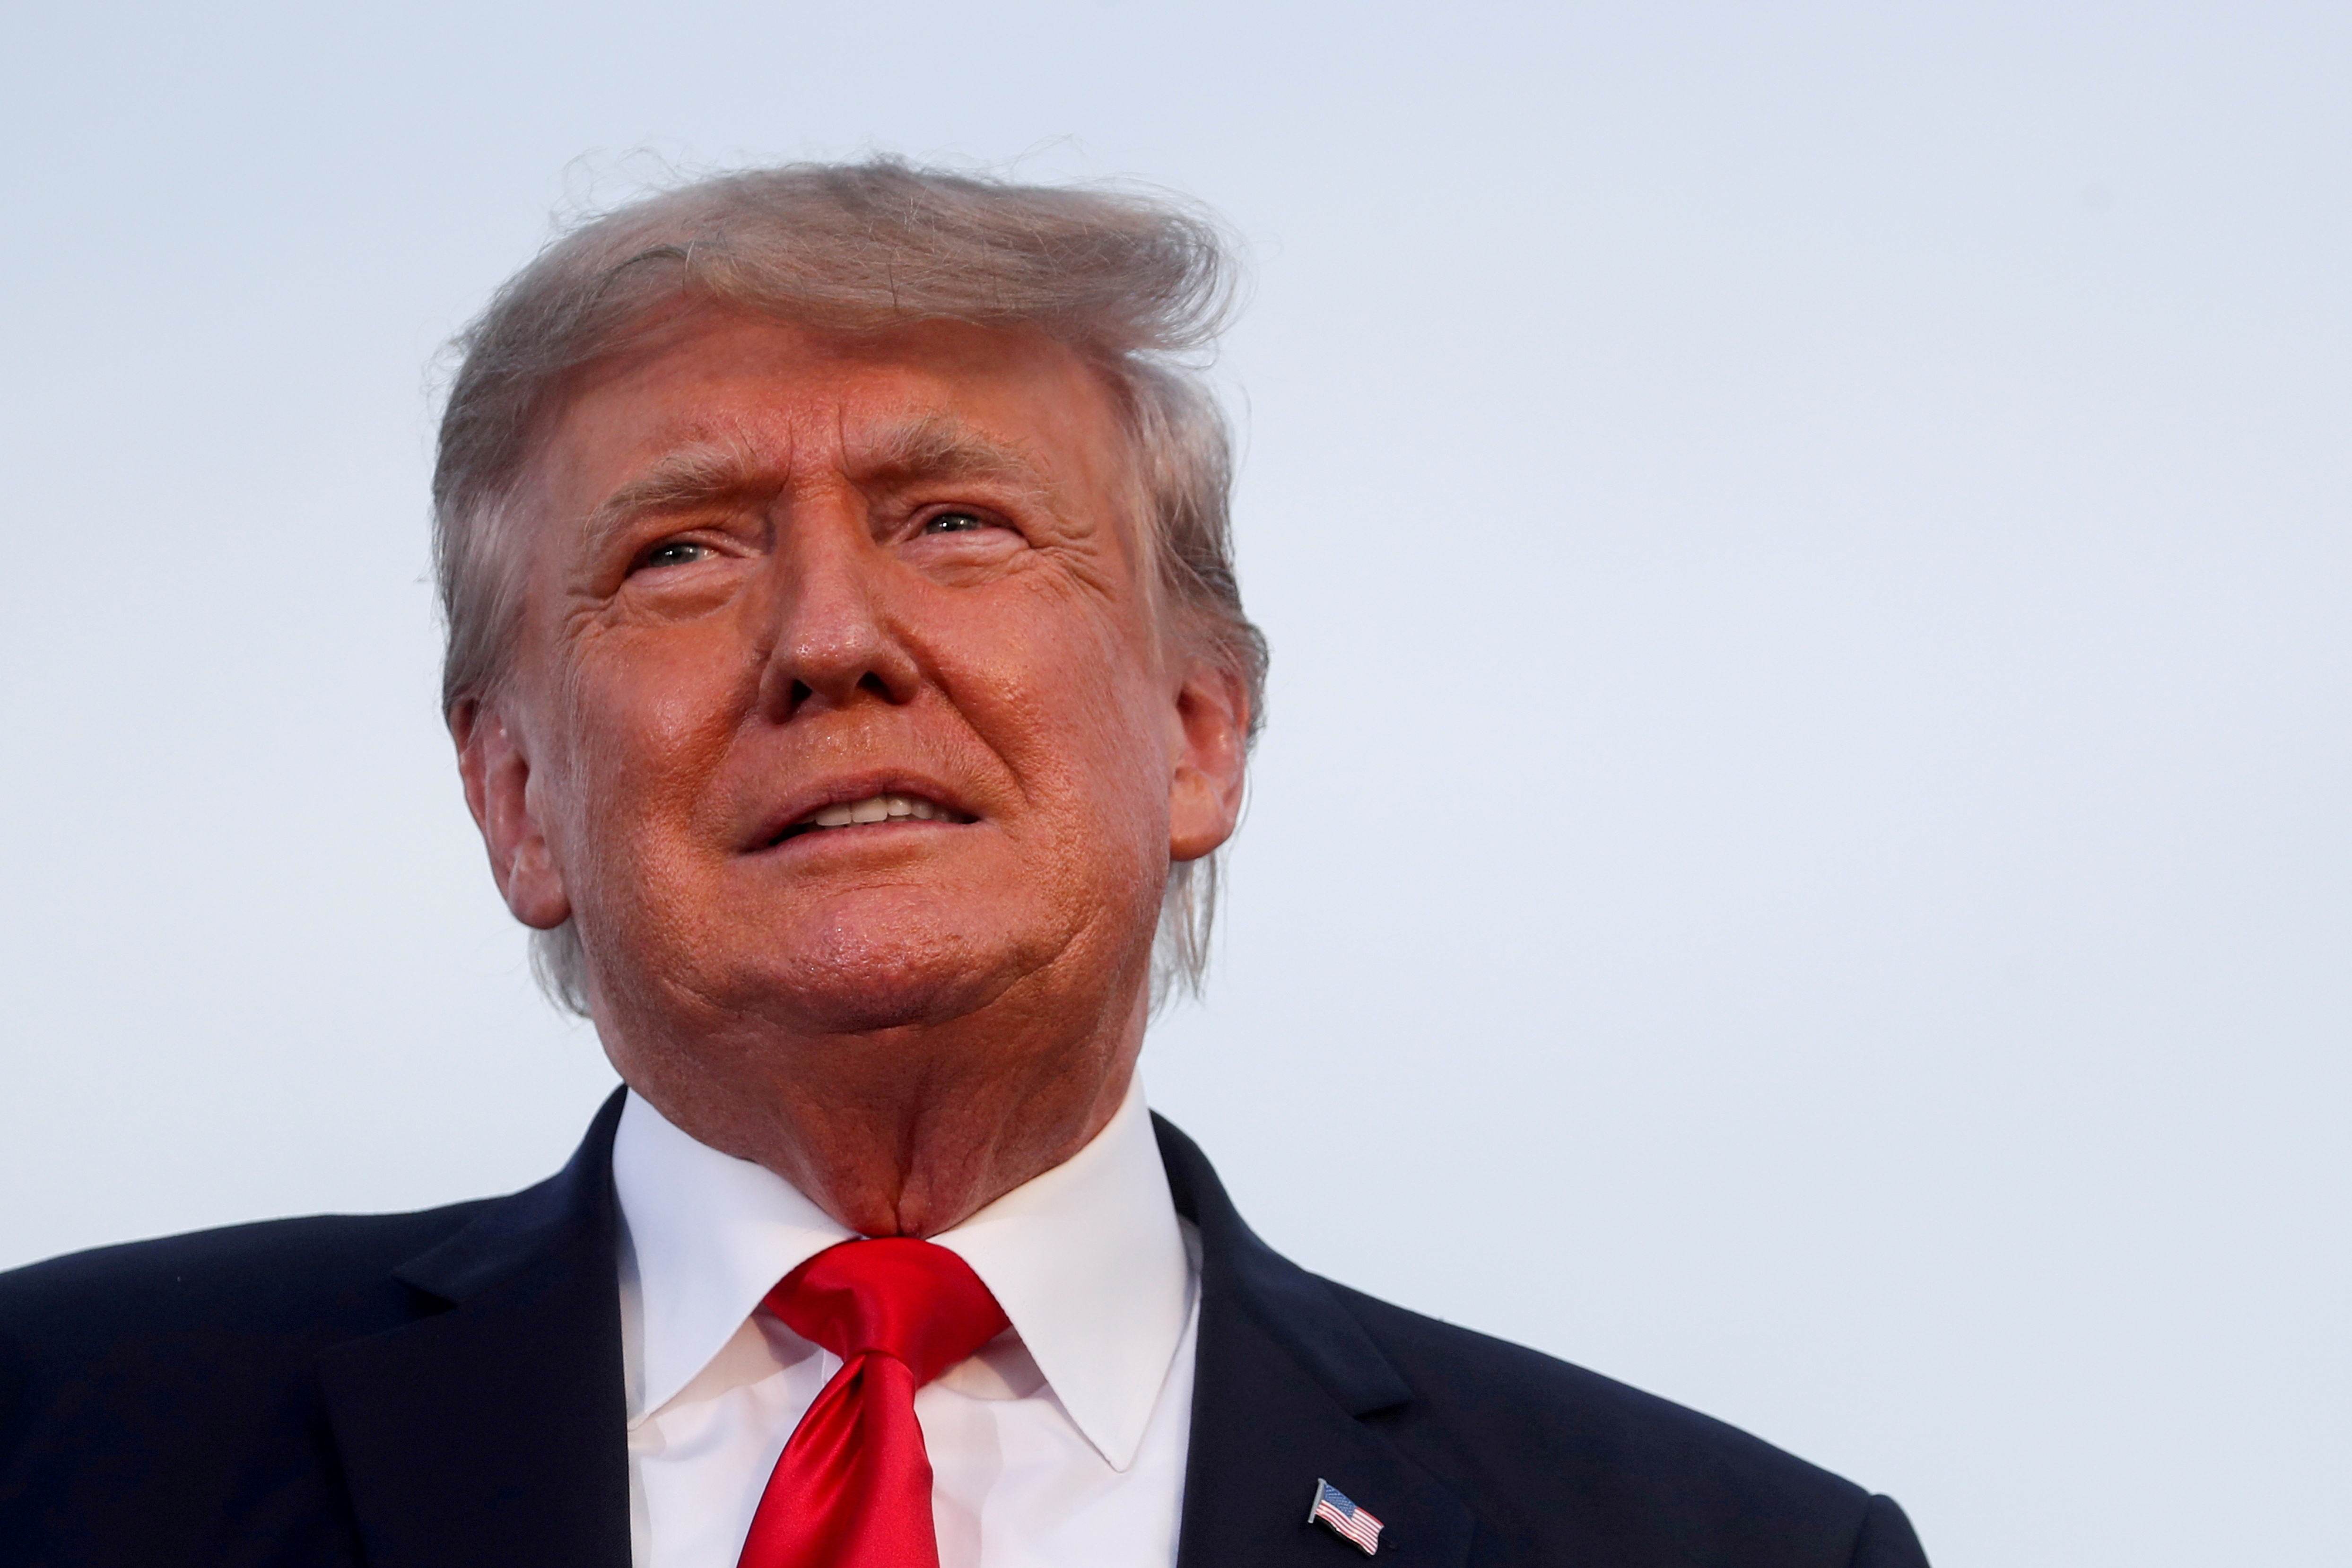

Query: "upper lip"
<box><xmin>743</xmin><ymin>772</ymin><xmax>979</xmax><ymax>851</ymax></box>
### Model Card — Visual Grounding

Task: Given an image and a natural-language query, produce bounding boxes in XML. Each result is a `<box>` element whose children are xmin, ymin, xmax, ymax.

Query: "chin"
<box><xmin>723</xmin><ymin>893</ymin><xmax>1038</xmax><ymax>1035</ymax></box>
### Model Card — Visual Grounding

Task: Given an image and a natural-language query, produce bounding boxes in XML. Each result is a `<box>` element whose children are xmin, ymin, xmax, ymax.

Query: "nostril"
<box><xmin>768</xmin><ymin>669</ymin><xmax>897</xmax><ymax>720</ymax></box>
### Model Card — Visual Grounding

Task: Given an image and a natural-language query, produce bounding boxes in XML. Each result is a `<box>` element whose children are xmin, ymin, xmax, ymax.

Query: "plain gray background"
<box><xmin>3</xmin><ymin>3</ymin><xmax>2344</xmax><ymax>1563</ymax></box>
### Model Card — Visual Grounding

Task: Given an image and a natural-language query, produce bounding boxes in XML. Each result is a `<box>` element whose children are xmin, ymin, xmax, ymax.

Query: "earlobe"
<box><xmin>1166</xmin><ymin>662</ymin><xmax>1250</xmax><ymax>864</ymax></box>
<box><xmin>451</xmin><ymin>699</ymin><xmax>573</xmax><ymax>930</ymax></box>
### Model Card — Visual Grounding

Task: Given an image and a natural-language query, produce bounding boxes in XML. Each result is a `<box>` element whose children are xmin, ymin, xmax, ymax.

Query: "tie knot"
<box><xmin>764</xmin><ymin>1238</ymin><xmax>1010</xmax><ymax>1385</ymax></box>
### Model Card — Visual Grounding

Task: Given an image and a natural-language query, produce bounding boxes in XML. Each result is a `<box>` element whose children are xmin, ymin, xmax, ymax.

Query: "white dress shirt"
<box><xmin>611</xmin><ymin>1080</ymin><xmax>1199</xmax><ymax>1568</ymax></box>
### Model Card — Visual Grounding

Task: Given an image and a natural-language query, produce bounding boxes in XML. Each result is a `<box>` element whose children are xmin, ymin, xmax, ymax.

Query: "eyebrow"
<box><xmin>580</xmin><ymin>436</ymin><xmax>778</xmax><ymax>554</ymax></box>
<box><xmin>843</xmin><ymin>414</ymin><xmax>1061</xmax><ymax>507</ymax></box>
<box><xmin>577</xmin><ymin>416</ymin><xmax>1062</xmax><ymax>555</ymax></box>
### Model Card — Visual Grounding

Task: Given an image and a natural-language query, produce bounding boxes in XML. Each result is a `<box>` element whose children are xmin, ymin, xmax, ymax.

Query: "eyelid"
<box><xmin>912</xmin><ymin>502</ymin><xmax>1016</xmax><ymax>534</ymax></box>
<box><xmin>627</xmin><ymin>531</ymin><xmax>721</xmax><ymax>572</ymax></box>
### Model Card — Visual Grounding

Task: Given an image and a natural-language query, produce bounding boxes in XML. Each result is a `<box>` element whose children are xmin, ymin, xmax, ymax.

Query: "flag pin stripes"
<box><xmin>1307</xmin><ymin>1478</ymin><xmax>1384</xmax><ymax>1556</ymax></box>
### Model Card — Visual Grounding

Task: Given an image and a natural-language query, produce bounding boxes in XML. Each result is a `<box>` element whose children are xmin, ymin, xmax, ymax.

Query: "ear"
<box><xmin>1167</xmin><ymin>658</ymin><xmax>1250</xmax><ymax>864</ymax></box>
<box><xmin>451</xmin><ymin>697</ymin><xmax>573</xmax><ymax>930</ymax></box>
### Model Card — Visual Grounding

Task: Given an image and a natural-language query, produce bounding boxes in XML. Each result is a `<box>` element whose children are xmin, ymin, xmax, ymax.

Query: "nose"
<box><xmin>754</xmin><ymin>499</ymin><xmax>921</xmax><ymax>722</ymax></box>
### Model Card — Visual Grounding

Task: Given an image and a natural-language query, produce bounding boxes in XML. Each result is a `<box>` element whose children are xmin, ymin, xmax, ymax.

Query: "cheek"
<box><xmin>995</xmin><ymin>607</ymin><xmax>1175</xmax><ymax>858</ymax></box>
<box><xmin>554</xmin><ymin>636</ymin><xmax>747</xmax><ymax>864</ymax></box>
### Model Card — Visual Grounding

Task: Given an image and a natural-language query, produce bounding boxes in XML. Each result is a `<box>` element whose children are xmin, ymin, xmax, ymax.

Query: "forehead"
<box><xmin>523</xmin><ymin>308</ymin><xmax>1135</xmax><ymax>514</ymax></box>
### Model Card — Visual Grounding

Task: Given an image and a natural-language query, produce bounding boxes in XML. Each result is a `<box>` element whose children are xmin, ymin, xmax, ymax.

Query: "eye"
<box><xmin>636</xmin><ymin>539</ymin><xmax>713</xmax><ymax>570</ymax></box>
<box><xmin>921</xmin><ymin>509</ymin><xmax>995</xmax><ymax>536</ymax></box>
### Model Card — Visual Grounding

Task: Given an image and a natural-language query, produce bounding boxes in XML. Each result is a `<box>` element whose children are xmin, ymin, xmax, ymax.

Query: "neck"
<box><xmin>595</xmin><ymin>973</ymin><xmax>1150</xmax><ymax>1238</ymax></box>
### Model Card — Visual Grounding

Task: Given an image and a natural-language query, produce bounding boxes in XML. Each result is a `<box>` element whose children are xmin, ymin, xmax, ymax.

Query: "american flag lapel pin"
<box><xmin>1307</xmin><ymin>1477</ymin><xmax>1384</xmax><ymax>1556</ymax></box>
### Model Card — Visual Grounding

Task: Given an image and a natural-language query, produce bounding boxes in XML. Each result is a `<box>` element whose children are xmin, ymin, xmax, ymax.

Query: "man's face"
<box><xmin>463</xmin><ymin>308</ymin><xmax>1243</xmax><ymax>1043</ymax></box>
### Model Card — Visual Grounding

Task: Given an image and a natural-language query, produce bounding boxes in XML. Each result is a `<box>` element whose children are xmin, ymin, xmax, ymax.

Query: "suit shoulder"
<box><xmin>1322</xmin><ymin>1280</ymin><xmax>1890</xmax><ymax>1554</ymax></box>
<box><xmin>0</xmin><ymin>1202</ymin><xmax>491</xmax><ymax>1351</ymax></box>
<box><xmin>0</xmin><ymin>1205</ymin><xmax>503</xmax><ymax>1560</ymax></box>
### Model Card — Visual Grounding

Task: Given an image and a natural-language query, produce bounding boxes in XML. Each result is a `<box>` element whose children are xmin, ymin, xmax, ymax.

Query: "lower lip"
<box><xmin>760</xmin><ymin>819</ymin><xmax>969</xmax><ymax>855</ymax></box>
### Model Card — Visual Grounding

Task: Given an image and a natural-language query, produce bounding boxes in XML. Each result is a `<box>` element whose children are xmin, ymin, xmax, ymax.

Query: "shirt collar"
<box><xmin>611</xmin><ymin>1076</ymin><xmax>1192</xmax><ymax>1473</ymax></box>
<box><xmin>612</xmin><ymin>1089</ymin><xmax>853</xmax><ymax>1426</ymax></box>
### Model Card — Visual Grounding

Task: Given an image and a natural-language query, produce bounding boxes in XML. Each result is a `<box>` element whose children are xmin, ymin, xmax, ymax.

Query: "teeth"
<box><xmin>798</xmin><ymin>794</ymin><xmax>958</xmax><ymax>834</ymax></box>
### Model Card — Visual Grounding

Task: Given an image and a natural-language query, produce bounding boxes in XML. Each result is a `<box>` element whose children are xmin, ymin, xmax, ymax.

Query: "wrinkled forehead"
<box><xmin>514</xmin><ymin>307</ymin><xmax>1146</xmax><ymax>533</ymax></box>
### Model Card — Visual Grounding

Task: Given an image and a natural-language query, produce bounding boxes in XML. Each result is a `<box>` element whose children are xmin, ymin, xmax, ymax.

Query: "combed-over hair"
<box><xmin>431</xmin><ymin>159</ymin><xmax>1266</xmax><ymax>1016</ymax></box>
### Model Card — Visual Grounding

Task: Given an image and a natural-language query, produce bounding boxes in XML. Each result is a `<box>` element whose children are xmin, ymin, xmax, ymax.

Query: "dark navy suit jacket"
<box><xmin>0</xmin><ymin>1093</ymin><xmax>1930</xmax><ymax>1566</ymax></box>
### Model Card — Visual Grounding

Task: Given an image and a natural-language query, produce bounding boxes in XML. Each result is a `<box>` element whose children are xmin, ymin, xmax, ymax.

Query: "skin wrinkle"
<box><xmin>580</xmin><ymin>417</ymin><xmax>1070</xmax><ymax>581</ymax></box>
<box><xmin>578</xmin><ymin>434</ymin><xmax>781</xmax><ymax>566</ymax></box>
<box><xmin>456</xmin><ymin>309</ymin><xmax>1247</xmax><ymax>1237</ymax></box>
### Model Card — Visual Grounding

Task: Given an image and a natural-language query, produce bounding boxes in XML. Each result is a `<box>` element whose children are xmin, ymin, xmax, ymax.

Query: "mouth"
<box><xmin>767</xmin><ymin>791</ymin><xmax>975</xmax><ymax>847</ymax></box>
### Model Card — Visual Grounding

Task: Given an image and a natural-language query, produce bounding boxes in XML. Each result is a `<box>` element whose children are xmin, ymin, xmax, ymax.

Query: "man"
<box><xmin>0</xmin><ymin>161</ymin><xmax>1930</xmax><ymax>1568</ymax></box>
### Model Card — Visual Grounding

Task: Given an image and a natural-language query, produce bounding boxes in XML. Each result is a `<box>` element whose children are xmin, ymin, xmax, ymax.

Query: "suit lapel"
<box><xmin>318</xmin><ymin>1089</ymin><xmax>633</xmax><ymax>1568</ymax></box>
<box><xmin>313</xmin><ymin>1095</ymin><xmax>1465</xmax><ymax>1568</ymax></box>
<box><xmin>1156</xmin><ymin>1117</ymin><xmax>1475</xmax><ymax>1568</ymax></box>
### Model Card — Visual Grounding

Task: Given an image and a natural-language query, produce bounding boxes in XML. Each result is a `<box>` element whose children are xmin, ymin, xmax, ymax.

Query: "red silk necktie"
<box><xmin>737</xmin><ymin>1238</ymin><xmax>1011</xmax><ymax>1568</ymax></box>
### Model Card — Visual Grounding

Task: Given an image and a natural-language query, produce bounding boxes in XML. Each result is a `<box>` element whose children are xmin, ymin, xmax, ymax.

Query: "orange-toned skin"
<box><xmin>452</xmin><ymin>308</ymin><xmax>1249</xmax><ymax>1239</ymax></box>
